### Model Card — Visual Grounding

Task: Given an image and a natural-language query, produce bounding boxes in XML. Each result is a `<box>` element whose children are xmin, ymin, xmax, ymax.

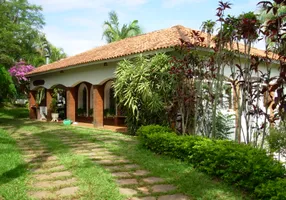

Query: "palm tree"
<box><xmin>200</xmin><ymin>20</ymin><xmax>216</xmax><ymax>46</ymax></box>
<box><xmin>102</xmin><ymin>11</ymin><xmax>142</xmax><ymax>43</ymax></box>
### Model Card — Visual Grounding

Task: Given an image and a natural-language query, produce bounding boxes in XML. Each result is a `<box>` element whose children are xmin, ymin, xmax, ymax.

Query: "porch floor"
<box><xmin>71</xmin><ymin>122</ymin><xmax>127</xmax><ymax>133</ymax></box>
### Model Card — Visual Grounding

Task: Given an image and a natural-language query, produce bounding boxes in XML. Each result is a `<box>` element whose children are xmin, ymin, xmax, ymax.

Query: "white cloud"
<box><xmin>43</xmin><ymin>26</ymin><xmax>105</xmax><ymax>56</ymax></box>
<box><xmin>162</xmin><ymin>0</ymin><xmax>206</xmax><ymax>8</ymax></box>
<box><xmin>63</xmin><ymin>17</ymin><xmax>97</xmax><ymax>27</ymax></box>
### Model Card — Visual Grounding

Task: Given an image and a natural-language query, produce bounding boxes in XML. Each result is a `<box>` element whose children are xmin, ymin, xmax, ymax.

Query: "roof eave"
<box><xmin>27</xmin><ymin>47</ymin><xmax>175</xmax><ymax>78</ymax></box>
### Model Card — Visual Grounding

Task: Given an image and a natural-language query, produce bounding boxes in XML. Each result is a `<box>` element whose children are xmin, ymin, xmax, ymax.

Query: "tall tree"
<box><xmin>0</xmin><ymin>65</ymin><xmax>16</xmax><ymax>102</ymax></box>
<box><xmin>102</xmin><ymin>11</ymin><xmax>142</xmax><ymax>43</ymax></box>
<box><xmin>26</xmin><ymin>33</ymin><xmax>67</xmax><ymax>67</ymax></box>
<box><xmin>0</xmin><ymin>0</ymin><xmax>44</xmax><ymax>67</ymax></box>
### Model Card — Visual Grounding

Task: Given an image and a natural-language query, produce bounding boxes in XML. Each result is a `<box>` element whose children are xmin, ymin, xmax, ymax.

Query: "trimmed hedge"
<box><xmin>137</xmin><ymin>125</ymin><xmax>286</xmax><ymax>198</ymax></box>
<box><xmin>254</xmin><ymin>178</ymin><xmax>286</xmax><ymax>200</ymax></box>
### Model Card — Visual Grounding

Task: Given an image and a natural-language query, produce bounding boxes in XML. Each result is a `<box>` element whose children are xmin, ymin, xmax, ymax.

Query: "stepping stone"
<box><xmin>33</xmin><ymin>178</ymin><xmax>76</xmax><ymax>189</ymax></box>
<box><xmin>43</xmin><ymin>156</ymin><xmax>58</xmax><ymax>161</ymax></box>
<box><xmin>24</xmin><ymin>150</ymin><xmax>39</xmax><ymax>154</ymax></box>
<box><xmin>81</xmin><ymin>152</ymin><xmax>98</xmax><ymax>156</ymax></box>
<box><xmin>114</xmin><ymin>159</ymin><xmax>131</xmax><ymax>164</ymax></box>
<box><xmin>119</xmin><ymin>188</ymin><xmax>137</xmax><ymax>196</ymax></box>
<box><xmin>34</xmin><ymin>178</ymin><xmax>77</xmax><ymax>189</ymax></box>
<box><xmin>29</xmin><ymin>155</ymin><xmax>58</xmax><ymax>162</ymax></box>
<box><xmin>137</xmin><ymin>186</ymin><xmax>150</xmax><ymax>194</ymax></box>
<box><xmin>104</xmin><ymin>140</ymin><xmax>118</xmax><ymax>144</ymax></box>
<box><xmin>117</xmin><ymin>179</ymin><xmax>138</xmax><ymax>185</ymax></box>
<box><xmin>55</xmin><ymin>186</ymin><xmax>79</xmax><ymax>196</ymax></box>
<box><xmin>30</xmin><ymin>161</ymin><xmax>60</xmax><ymax>169</ymax></box>
<box><xmin>112</xmin><ymin>172</ymin><xmax>131</xmax><ymax>178</ymax></box>
<box><xmin>24</xmin><ymin>154</ymin><xmax>37</xmax><ymax>158</ymax></box>
<box><xmin>90</xmin><ymin>148</ymin><xmax>108</xmax><ymax>152</ymax></box>
<box><xmin>33</xmin><ymin>165</ymin><xmax>66</xmax><ymax>173</ymax></box>
<box><xmin>52</xmin><ymin>178</ymin><xmax>77</xmax><ymax>186</ymax></box>
<box><xmin>91</xmin><ymin>150</ymin><xmax>111</xmax><ymax>155</ymax></box>
<box><xmin>74</xmin><ymin>150</ymin><xmax>90</xmax><ymax>153</ymax></box>
<box><xmin>35</xmin><ymin>171</ymin><xmax>72</xmax><ymax>180</ymax></box>
<box><xmin>82</xmin><ymin>143</ymin><xmax>96</xmax><ymax>146</ymax></box>
<box><xmin>158</xmin><ymin>194</ymin><xmax>189</xmax><ymax>200</ymax></box>
<box><xmin>91</xmin><ymin>155</ymin><xmax>117</xmax><ymax>160</ymax></box>
<box><xmin>152</xmin><ymin>185</ymin><xmax>176</xmax><ymax>193</ymax></box>
<box><xmin>29</xmin><ymin>191</ymin><xmax>54</xmax><ymax>199</ymax></box>
<box><xmin>104</xmin><ymin>166</ymin><xmax>123</xmax><ymax>171</ymax></box>
<box><xmin>93</xmin><ymin>152</ymin><xmax>113</xmax><ymax>156</ymax></box>
<box><xmin>143</xmin><ymin>177</ymin><xmax>164</xmax><ymax>184</ymax></box>
<box><xmin>122</xmin><ymin>164</ymin><xmax>140</xmax><ymax>169</ymax></box>
<box><xmin>130</xmin><ymin>197</ymin><xmax>156</xmax><ymax>200</ymax></box>
<box><xmin>18</xmin><ymin>147</ymin><xmax>33</xmax><ymax>151</ymax></box>
<box><xmin>132</xmin><ymin>170</ymin><xmax>149</xmax><ymax>176</ymax></box>
<box><xmin>96</xmin><ymin>160</ymin><xmax>114</xmax><ymax>165</ymax></box>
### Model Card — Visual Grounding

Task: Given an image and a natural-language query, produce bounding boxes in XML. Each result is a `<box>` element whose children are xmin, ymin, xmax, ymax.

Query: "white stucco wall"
<box><xmin>223</xmin><ymin>60</ymin><xmax>280</xmax><ymax>78</ymax></box>
<box><xmin>29</xmin><ymin>62</ymin><xmax>118</xmax><ymax>90</ymax></box>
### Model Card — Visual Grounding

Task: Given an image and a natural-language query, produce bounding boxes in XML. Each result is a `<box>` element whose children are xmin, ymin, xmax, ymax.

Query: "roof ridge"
<box><xmin>27</xmin><ymin>25</ymin><xmax>278</xmax><ymax>76</ymax></box>
<box><xmin>45</xmin><ymin>25</ymin><xmax>187</xmax><ymax>67</ymax></box>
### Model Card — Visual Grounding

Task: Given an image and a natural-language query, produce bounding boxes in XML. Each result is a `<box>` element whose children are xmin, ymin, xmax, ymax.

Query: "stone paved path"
<box><xmin>16</xmin><ymin>134</ymin><xmax>80</xmax><ymax>200</ymax></box>
<box><xmin>57</xmin><ymin>133</ymin><xmax>190</xmax><ymax>200</ymax></box>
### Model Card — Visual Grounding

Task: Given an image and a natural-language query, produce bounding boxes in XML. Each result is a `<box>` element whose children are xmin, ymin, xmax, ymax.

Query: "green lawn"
<box><xmin>0</xmin><ymin>107</ymin><xmax>249</xmax><ymax>200</ymax></box>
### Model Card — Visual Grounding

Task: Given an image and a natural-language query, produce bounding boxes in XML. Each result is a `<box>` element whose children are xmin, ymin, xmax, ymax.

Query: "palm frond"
<box><xmin>102</xmin><ymin>11</ymin><xmax>143</xmax><ymax>43</ymax></box>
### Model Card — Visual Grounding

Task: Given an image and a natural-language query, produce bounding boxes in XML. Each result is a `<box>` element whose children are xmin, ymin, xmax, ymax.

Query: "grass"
<box><xmin>0</xmin><ymin>107</ymin><xmax>250</xmax><ymax>200</ymax></box>
<box><xmin>69</xmin><ymin>127</ymin><xmax>249</xmax><ymax>200</ymax></box>
<box><xmin>34</xmin><ymin>130</ymin><xmax>124</xmax><ymax>200</ymax></box>
<box><xmin>0</xmin><ymin>128</ymin><xmax>29</xmax><ymax>200</ymax></box>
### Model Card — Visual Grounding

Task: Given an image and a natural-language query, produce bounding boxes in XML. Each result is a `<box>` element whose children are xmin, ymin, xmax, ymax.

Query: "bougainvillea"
<box><xmin>8</xmin><ymin>61</ymin><xmax>35</xmax><ymax>83</ymax></box>
<box><xmin>8</xmin><ymin>61</ymin><xmax>35</xmax><ymax>97</ymax></box>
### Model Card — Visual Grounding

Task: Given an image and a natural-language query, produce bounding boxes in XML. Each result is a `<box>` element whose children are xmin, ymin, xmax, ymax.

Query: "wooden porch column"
<box><xmin>46</xmin><ymin>89</ymin><xmax>53</xmax><ymax>121</ymax></box>
<box><xmin>29</xmin><ymin>90</ymin><xmax>37</xmax><ymax>119</ymax></box>
<box><xmin>66</xmin><ymin>87</ymin><xmax>76</xmax><ymax>122</ymax></box>
<box><xmin>93</xmin><ymin>85</ymin><xmax>104</xmax><ymax>127</ymax></box>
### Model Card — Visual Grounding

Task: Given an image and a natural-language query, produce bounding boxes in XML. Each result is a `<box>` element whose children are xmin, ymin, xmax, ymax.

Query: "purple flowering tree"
<box><xmin>9</xmin><ymin>61</ymin><xmax>35</xmax><ymax>97</ymax></box>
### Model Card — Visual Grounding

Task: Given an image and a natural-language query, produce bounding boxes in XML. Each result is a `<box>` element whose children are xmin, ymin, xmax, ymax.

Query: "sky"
<box><xmin>29</xmin><ymin>0</ymin><xmax>263</xmax><ymax>56</ymax></box>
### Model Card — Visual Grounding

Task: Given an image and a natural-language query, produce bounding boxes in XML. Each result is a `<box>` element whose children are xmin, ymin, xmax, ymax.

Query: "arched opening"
<box><xmin>89</xmin><ymin>87</ymin><xmax>94</xmax><ymax>117</ymax></box>
<box><xmin>104</xmin><ymin>80</ymin><xmax>116</xmax><ymax>117</ymax></box>
<box><xmin>78</xmin><ymin>83</ymin><xmax>88</xmax><ymax>116</ymax></box>
<box><xmin>49</xmin><ymin>85</ymin><xmax>67</xmax><ymax>121</ymax></box>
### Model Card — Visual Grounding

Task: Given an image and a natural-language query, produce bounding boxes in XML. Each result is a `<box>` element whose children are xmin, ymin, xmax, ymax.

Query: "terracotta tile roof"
<box><xmin>27</xmin><ymin>25</ymin><xmax>278</xmax><ymax>76</ymax></box>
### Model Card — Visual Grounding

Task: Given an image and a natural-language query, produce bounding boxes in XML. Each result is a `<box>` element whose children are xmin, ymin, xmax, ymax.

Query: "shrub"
<box><xmin>137</xmin><ymin>125</ymin><xmax>286</xmax><ymax>196</ymax></box>
<box><xmin>190</xmin><ymin>139</ymin><xmax>285</xmax><ymax>191</ymax></box>
<box><xmin>267</xmin><ymin>123</ymin><xmax>286</xmax><ymax>159</ymax></box>
<box><xmin>254</xmin><ymin>178</ymin><xmax>286</xmax><ymax>200</ymax></box>
<box><xmin>137</xmin><ymin>125</ymin><xmax>172</xmax><ymax>138</ymax></box>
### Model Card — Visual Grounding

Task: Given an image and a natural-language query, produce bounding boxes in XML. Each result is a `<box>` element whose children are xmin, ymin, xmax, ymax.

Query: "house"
<box><xmin>27</xmin><ymin>25</ymin><xmax>280</xmax><ymax>130</ymax></box>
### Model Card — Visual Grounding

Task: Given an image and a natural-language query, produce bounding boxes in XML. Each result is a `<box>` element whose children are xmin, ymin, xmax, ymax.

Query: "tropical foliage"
<box><xmin>114</xmin><ymin>54</ymin><xmax>172</xmax><ymax>134</ymax></box>
<box><xmin>102</xmin><ymin>11</ymin><xmax>142</xmax><ymax>43</ymax></box>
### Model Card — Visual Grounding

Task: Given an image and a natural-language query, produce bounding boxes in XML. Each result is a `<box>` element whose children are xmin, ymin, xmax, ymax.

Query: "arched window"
<box><xmin>78</xmin><ymin>83</ymin><xmax>88</xmax><ymax>116</ymax></box>
<box><xmin>104</xmin><ymin>80</ymin><xmax>116</xmax><ymax>116</ymax></box>
<box><xmin>90</xmin><ymin>87</ymin><xmax>93</xmax><ymax>109</ymax></box>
